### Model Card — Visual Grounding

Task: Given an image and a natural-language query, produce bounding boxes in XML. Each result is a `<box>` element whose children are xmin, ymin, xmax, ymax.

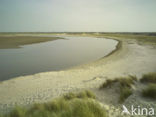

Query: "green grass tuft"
<box><xmin>119</xmin><ymin>76</ymin><xmax>136</xmax><ymax>88</ymax></box>
<box><xmin>63</xmin><ymin>90</ymin><xmax>96</xmax><ymax>100</ymax></box>
<box><xmin>99</xmin><ymin>79</ymin><xmax>118</xmax><ymax>89</ymax></box>
<box><xmin>1</xmin><ymin>91</ymin><xmax>106</xmax><ymax>117</ymax></box>
<box><xmin>142</xmin><ymin>84</ymin><xmax>156</xmax><ymax>99</ymax></box>
<box><xmin>100</xmin><ymin>75</ymin><xmax>136</xmax><ymax>89</ymax></box>
<box><xmin>119</xmin><ymin>87</ymin><xmax>132</xmax><ymax>103</ymax></box>
<box><xmin>100</xmin><ymin>76</ymin><xmax>136</xmax><ymax>103</ymax></box>
<box><xmin>140</xmin><ymin>73</ymin><xmax>156</xmax><ymax>83</ymax></box>
<box><xmin>9</xmin><ymin>106</ymin><xmax>27</xmax><ymax>117</ymax></box>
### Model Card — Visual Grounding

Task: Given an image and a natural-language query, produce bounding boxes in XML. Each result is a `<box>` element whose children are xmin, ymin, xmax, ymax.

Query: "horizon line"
<box><xmin>0</xmin><ymin>32</ymin><xmax>156</xmax><ymax>33</ymax></box>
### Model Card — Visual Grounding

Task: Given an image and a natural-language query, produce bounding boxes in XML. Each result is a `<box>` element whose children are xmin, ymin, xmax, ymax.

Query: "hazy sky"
<box><xmin>0</xmin><ymin>0</ymin><xmax>156</xmax><ymax>32</ymax></box>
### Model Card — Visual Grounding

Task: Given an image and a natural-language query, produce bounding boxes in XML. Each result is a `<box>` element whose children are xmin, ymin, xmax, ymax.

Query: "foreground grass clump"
<box><xmin>119</xmin><ymin>87</ymin><xmax>132</xmax><ymax>103</ymax></box>
<box><xmin>140</xmin><ymin>73</ymin><xmax>156</xmax><ymax>83</ymax></box>
<box><xmin>2</xmin><ymin>91</ymin><xmax>107</xmax><ymax>117</ymax></box>
<box><xmin>63</xmin><ymin>90</ymin><xmax>96</xmax><ymax>100</ymax></box>
<box><xmin>142</xmin><ymin>84</ymin><xmax>156</xmax><ymax>99</ymax></box>
<box><xmin>100</xmin><ymin>76</ymin><xmax>136</xmax><ymax>103</ymax></box>
<box><xmin>118</xmin><ymin>77</ymin><xmax>135</xmax><ymax>103</ymax></box>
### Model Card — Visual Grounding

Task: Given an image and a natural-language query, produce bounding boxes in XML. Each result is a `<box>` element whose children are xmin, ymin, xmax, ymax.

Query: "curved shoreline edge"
<box><xmin>0</xmin><ymin>37</ymin><xmax>120</xmax><ymax>82</ymax></box>
<box><xmin>101</xmin><ymin>38</ymin><xmax>122</xmax><ymax>59</ymax></box>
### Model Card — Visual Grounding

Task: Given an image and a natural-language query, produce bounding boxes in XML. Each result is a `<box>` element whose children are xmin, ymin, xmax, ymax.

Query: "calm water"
<box><xmin>0</xmin><ymin>36</ymin><xmax>118</xmax><ymax>81</ymax></box>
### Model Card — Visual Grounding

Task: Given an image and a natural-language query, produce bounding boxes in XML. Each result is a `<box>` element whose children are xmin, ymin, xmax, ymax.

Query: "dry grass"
<box><xmin>100</xmin><ymin>75</ymin><xmax>137</xmax><ymax>89</ymax></box>
<box><xmin>1</xmin><ymin>91</ymin><xmax>107</xmax><ymax>117</ymax></box>
<box><xmin>142</xmin><ymin>84</ymin><xmax>156</xmax><ymax>99</ymax></box>
<box><xmin>63</xmin><ymin>90</ymin><xmax>96</xmax><ymax>100</ymax></box>
<box><xmin>119</xmin><ymin>87</ymin><xmax>132</xmax><ymax>103</ymax></box>
<box><xmin>100</xmin><ymin>75</ymin><xmax>137</xmax><ymax>103</ymax></box>
<box><xmin>140</xmin><ymin>72</ymin><xmax>156</xmax><ymax>83</ymax></box>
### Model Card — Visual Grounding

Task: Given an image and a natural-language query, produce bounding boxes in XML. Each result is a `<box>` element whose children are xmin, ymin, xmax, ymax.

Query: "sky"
<box><xmin>0</xmin><ymin>0</ymin><xmax>156</xmax><ymax>32</ymax></box>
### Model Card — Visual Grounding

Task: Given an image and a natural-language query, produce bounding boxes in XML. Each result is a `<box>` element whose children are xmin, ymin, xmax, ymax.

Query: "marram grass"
<box><xmin>1</xmin><ymin>90</ymin><xmax>107</xmax><ymax>117</ymax></box>
<box><xmin>100</xmin><ymin>75</ymin><xmax>136</xmax><ymax>103</ymax></box>
<box><xmin>140</xmin><ymin>72</ymin><xmax>156</xmax><ymax>83</ymax></box>
<box><xmin>142</xmin><ymin>84</ymin><xmax>156</xmax><ymax>99</ymax></box>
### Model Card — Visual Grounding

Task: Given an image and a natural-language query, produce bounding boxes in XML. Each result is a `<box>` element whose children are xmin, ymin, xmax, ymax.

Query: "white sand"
<box><xmin>0</xmin><ymin>37</ymin><xmax>156</xmax><ymax>114</ymax></box>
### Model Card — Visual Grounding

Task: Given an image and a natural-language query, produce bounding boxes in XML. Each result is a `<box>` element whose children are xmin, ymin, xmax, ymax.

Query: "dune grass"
<box><xmin>100</xmin><ymin>75</ymin><xmax>136</xmax><ymax>103</ymax></box>
<box><xmin>141</xmin><ymin>73</ymin><xmax>156</xmax><ymax>99</ymax></box>
<box><xmin>100</xmin><ymin>75</ymin><xmax>137</xmax><ymax>89</ymax></box>
<box><xmin>100</xmin><ymin>73</ymin><xmax>156</xmax><ymax>102</ymax></box>
<box><xmin>99</xmin><ymin>79</ymin><xmax>118</xmax><ymax>88</ymax></box>
<box><xmin>119</xmin><ymin>87</ymin><xmax>132</xmax><ymax>103</ymax></box>
<box><xmin>1</xmin><ymin>90</ymin><xmax>107</xmax><ymax>117</ymax></box>
<box><xmin>142</xmin><ymin>84</ymin><xmax>156</xmax><ymax>99</ymax></box>
<box><xmin>140</xmin><ymin>72</ymin><xmax>156</xmax><ymax>83</ymax></box>
<box><xmin>118</xmin><ymin>77</ymin><xmax>135</xmax><ymax>103</ymax></box>
<box><xmin>63</xmin><ymin>90</ymin><xmax>96</xmax><ymax>100</ymax></box>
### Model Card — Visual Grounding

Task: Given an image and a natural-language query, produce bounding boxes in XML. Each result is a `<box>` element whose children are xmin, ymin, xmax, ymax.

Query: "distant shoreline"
<box><xmin>0</xmin><ymin>36</ymin><xmax>62</xmax><ymax>49</ymax></box>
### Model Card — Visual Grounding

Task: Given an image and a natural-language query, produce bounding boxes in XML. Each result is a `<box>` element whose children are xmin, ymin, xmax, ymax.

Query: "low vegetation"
<box><xmin>141</xmin><ymin>73</ymin><xmax>156</xmax><ymax>99</ymax></box>
<box><xmin>100</xmin><ymin>75</ymin><xmax>137</xmax><ymax>103</ymax></box>
<box><xmin>142</xmin><ymin>84</ymin><xmax>156</xmax><ymax>99</ymax></box>
<box><xmin>0</xmin><ymin>36</ymin><xmax>62</xmax><ymax>49</ymax></box>
<box><xmin>119</xmin><ymin>87</ymin><xmax>132</xmax><ymax>103</ymax></box>
<box><xmin>1</xmin><ymin>73</ymin><xmax>156</xmax><ymax>116</ymax></box>
<box><xmin>140</xmin><ymin>72</ymin><xmax>156</xmax><ymax>83</ymax></box>
<box><xmin>63</xmin><ymin>32</ymin><xmax>156</xmax><ymax>43</ymax></box>
<box><xmin>1</xmin><ymin>91</ymin><xmax>107</xmax><ymax>117</ymax></box>
<box><xmin>99</xmin><ymin>78</ymin><xmax>118</xmax><ymax>89</ymax></box>
<box><xmin>100</xmin><ymin>75</ymin><xmax>137</xmax><ymax>89</ymax></box>
<box><xmin>63</xmin><ymin>90</ymin><xmax>96</xmax><ymax>100</ymax></box>
<box><xmin>100</xmin><ymin>73</ymin><xmax>156</xmax><ymax>102</ymax></box>
<box><xmin>89</xmin><ymin>33</ymin><xmax>156</xmax><ymax>43</ymax></box>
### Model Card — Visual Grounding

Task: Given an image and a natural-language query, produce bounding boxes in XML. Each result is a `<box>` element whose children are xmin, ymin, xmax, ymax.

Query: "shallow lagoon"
<box><xmin>0</xmin><ymin>36</ymin><xmax>118</xmax><ymax>81</ymax></box>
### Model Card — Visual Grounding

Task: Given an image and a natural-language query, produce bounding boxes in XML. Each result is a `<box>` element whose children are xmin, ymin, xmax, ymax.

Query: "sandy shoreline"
<box><xmin>0</xmin><ymin>36</ymin><xmax>156</xmax><ymax>114</ymax></box>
